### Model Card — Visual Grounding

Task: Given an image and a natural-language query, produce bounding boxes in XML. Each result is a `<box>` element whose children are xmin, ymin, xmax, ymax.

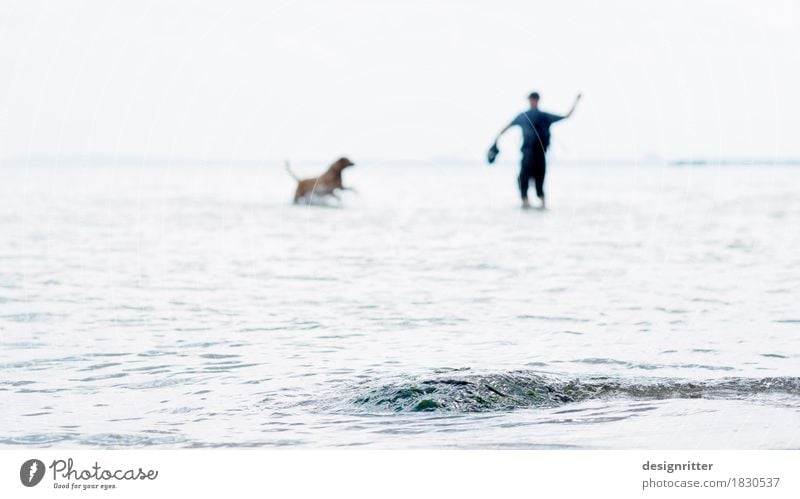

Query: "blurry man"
<box><xmin>491</xmin><ymin>91</ymin><xmax>581</xmax><ymax>209</ymax></box>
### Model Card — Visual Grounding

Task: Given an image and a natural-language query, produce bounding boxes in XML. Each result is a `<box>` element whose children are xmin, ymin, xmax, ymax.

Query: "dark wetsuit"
<box><xmin>509</xmin><ymin>109</ymin><xmax>565</xmax><ymax>199</ymax></box>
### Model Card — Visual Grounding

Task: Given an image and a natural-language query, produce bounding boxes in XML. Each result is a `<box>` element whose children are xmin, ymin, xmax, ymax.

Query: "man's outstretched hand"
<box><xmin>566</xmin><ymin>93</ymin><xmax>582</xmax><ymax>118</ymax></box>
<box><xmin>487</xmin><ymin>142</ymin><xmax>500</xmax><ymax>165</ymax></box>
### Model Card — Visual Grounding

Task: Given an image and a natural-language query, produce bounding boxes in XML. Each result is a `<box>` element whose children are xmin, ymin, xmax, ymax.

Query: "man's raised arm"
<box><xmin>564</xmin><ymin>93</ymin><xmax>582</xmax><ymax>118</ymax></box>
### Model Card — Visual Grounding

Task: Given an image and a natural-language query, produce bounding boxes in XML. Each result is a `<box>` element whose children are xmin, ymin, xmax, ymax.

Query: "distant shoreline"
<box><xmin>2</xmin><ymin>155</ymin><xmax>800</xmax><ymax>168</ymax></box>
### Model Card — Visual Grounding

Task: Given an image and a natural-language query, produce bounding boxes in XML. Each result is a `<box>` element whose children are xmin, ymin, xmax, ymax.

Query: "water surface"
<box><xmin>1</xmin><ymin>162</ymin><xmax>798</xmax><ymax>448</ymax></box>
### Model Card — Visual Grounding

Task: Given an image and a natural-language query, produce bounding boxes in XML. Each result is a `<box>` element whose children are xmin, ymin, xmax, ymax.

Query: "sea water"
<box><xmin>1</xmin><ymin>161</ymin><xmax>798</xmax><ymax>448</ymax></box>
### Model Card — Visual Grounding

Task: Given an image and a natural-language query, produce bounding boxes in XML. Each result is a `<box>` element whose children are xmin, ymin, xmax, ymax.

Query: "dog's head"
<box><xmin>331</xmin><ymin>157</ymin><xmax>355</xmax><ymax>172</ymax></box>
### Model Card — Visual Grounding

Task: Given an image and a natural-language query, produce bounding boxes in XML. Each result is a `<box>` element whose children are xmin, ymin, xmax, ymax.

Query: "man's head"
<box><xmin>528</xmin><ymin>91</ymin><xmax>540</xmax><ymax>108</ymax></box>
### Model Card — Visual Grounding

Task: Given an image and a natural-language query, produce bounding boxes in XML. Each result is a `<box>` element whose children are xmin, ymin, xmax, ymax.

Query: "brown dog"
<box><xmin>285</xmin><ymin>157</ymin><xmax>355</xmax><ymax>204</ymax></box>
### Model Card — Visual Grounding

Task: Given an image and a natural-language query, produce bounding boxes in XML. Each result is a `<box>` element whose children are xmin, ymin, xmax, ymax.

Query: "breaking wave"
<box><xmin>352</xmin><ymin>371</ymin><xmax>800</xmax><ymax>412</ymax></box>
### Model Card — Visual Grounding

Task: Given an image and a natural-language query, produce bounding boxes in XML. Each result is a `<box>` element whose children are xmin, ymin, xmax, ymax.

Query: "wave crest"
<box><xmin>352</xmin><ymin>371</ymin><xmax>800</xmax><ymax>412</ymax></box>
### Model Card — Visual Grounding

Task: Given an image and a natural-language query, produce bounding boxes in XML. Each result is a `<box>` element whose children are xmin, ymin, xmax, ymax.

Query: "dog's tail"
<box><xmin>284</xmin><ymin>159</ymin><xmax>300</xmax><ymax>181</ymax></box>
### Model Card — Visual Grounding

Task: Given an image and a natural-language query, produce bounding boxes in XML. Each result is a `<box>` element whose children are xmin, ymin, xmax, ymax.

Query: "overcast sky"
<box><xmin>1</xmin><ymin>0</ymin><xmax>799</xmax><ymax>163</ymax></box>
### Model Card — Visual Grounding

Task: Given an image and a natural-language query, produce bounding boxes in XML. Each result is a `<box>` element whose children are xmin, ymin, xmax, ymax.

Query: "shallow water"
<box><xmin>1</xmin><ymin>161</ymin><xmax>799</xmax><ymax>448</ymax></box>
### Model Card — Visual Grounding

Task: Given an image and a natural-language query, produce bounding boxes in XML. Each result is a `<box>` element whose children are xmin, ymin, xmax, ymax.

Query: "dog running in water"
<box><xmin>285</xmin><ymin>157</ymin><xmax>355</xmax><ymax>204</ymax></box>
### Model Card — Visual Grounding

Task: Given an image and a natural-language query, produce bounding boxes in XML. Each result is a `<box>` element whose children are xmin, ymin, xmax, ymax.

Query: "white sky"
<box><xmin>1</xmin><ymin>0</ymin><xmax>799</xmax><ymax>163</ymax></box>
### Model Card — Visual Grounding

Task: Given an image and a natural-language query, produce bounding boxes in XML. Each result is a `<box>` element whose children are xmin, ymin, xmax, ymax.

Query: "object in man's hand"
<box><xmin>487</xmin><ymin>143</ymin><xmax>499</xmax><ymax>164</ymax></box>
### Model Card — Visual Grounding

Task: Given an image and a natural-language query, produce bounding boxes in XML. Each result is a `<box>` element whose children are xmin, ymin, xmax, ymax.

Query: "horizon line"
<box><xmin>2</xmin><ymin>154</ymin><xmax>800</xmax><ymax>167</ymax></box>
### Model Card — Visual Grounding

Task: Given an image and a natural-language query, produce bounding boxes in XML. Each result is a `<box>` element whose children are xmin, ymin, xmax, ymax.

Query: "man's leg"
<box><xmin>532</xmin><ymin>147</ymin><xmax>547</xmax><ymax>209</ymax></box>
<box><xmin>518</xmin><ymin>155</ymin><xmax>533</xmax><ymax>208</ymax></box>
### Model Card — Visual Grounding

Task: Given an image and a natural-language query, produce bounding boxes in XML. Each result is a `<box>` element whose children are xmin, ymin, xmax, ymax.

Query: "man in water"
<box><xmin>492</xmin><ymin>91</ymin><xmax>581</xmax><ymax>209</ymax></box>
